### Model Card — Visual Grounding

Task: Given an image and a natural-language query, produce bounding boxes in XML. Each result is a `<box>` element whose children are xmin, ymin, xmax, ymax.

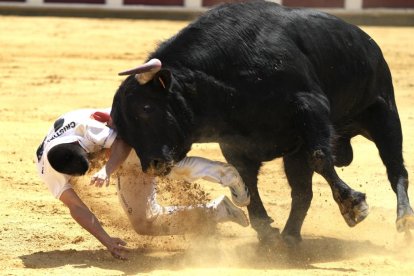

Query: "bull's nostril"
<box><xmin>150</xmin><ymin>159</ymin><xmax>160</xmax><ymax>169</ymax></box>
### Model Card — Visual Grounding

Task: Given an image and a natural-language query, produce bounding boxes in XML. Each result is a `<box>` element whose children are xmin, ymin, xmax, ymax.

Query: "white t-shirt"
<box><xmin>36</xmin><ymin>108</ymin><xmax>117</xmax><ymax>199</ymax></box>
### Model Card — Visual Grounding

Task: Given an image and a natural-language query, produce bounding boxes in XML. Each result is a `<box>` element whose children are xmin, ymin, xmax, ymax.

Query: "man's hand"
<box><xmin>60</xmin><ymin>189</ymin><xmax>129</xmax><ymax>260</ymax></box>
<box><xmin>103</xmin><ymin>236</ymin><xmax>129</xmax><ymax>260</ymax></box>
<box><xmin>90</xmin><ymin>166</ymin><xmax>110</xmax><ymax>187</ymax></box>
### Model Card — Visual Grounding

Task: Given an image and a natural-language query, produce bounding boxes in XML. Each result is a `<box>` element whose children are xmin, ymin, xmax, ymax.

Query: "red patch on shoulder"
<box><xmin>91</xmin><ymin>111</ymin><xmax>111</xmax><ymax>123</ymax></box>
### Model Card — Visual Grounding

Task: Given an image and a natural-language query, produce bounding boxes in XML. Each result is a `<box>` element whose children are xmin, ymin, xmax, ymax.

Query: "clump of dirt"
<box><xmin>156</xmin><ymin>177</ymin><xmax>211</xmax><ymax>206</ymax></box>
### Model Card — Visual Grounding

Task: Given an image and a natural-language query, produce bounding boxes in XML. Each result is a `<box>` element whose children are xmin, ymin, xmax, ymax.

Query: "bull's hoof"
<box><xmin>257</xmin><ymin>226</ymin><xmax>281</xmax><ymax>245</ymax></box>
<box><xmin>338</xmin><ymin>192</ymin><xmax>369</xmax><ymax>227</ymax></box>
<box><xmin>396</xmin><ymin>214</ymin><xmax>414</xmax><ymax>233</ymax></box>
<box><xmin>281</xmin><ymin>233</ymin><xmax>302</xmax><ymax>248</ymax></box>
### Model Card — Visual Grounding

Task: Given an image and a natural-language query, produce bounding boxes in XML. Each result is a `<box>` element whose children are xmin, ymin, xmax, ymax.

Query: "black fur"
<box><xmin>112</xmin><ymin>1</ymin><xmax>413</xmax><ymax>244</ymax></box>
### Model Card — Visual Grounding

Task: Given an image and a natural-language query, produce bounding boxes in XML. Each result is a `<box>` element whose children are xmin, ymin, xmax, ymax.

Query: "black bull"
<box><xmin>111</xmin><ymin>1</ymin><xmax>414</xmax><ymax>244</ymax></box>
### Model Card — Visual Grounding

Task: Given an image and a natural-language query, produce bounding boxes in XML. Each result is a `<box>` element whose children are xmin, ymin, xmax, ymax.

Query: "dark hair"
<box><xmin>47</xmin><ymin>143</ymin><xmax>89</xmax><ymax>175</ymax></box>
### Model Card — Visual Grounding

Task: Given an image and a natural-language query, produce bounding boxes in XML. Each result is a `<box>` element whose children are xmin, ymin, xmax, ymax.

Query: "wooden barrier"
<box><xmin>0</xmin><ymin>0</ymin><xmax>413</xmax><ymax>9</ymax></box>
<box><xmin>0</xmin><ymin>0</ymin><xmax>413</xmax><ymax>26</ymax></box>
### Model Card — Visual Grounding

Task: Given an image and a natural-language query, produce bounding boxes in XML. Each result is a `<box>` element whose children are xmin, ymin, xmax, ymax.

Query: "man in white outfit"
<box><xmin>113</xmin><ymin>153</ymin><xmax>250</xmax><ymax>236</ymax></box>
<box><xmin>36</xmin><ymin>108</ymin><xmax>250</xmax><ymax>259</ymax></box>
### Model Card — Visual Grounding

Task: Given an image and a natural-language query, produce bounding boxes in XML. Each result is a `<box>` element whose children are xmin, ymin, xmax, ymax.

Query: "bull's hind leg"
<box><xmin>357</xmin><ymin>99</ymin><xmax>414</xmax><ymax>232</ymax></box>
<box><xmin>220</xmin><ymin>143</ymin><xmax>280</xmax><ymax>243</ymax></box>
<box><xmin>282</xmin><ymin>148</ymin><xmax>314</xmax><ymax>246</ymax></box>
<box><xmin>294</xmin><ymin>93</ymin><xmax>369</xmax><ymax>227</ymax></box>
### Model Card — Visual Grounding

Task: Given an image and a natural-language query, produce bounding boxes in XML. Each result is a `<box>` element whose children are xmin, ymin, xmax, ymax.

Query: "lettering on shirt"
<box><xmin>47</xmin><ymin>121</ymin><xmax>76</xmax><ymax>143</ymax></box>
<box><xmin>36</xmin><ymin>120</ymin><xmax>76</xmax><ymax>162</ymax></box>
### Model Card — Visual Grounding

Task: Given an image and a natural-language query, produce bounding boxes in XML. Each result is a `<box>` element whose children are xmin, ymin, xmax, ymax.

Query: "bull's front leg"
<box><xmin>294</xmin><ymin>92</ymin><xmax>369</xmax><ymax>227</ymax></box>
<box><xmin>245</xmin><ymin>173</ymin><xmax>280</xmax><ymax>243</ymax></box>
<box><xmin>282</xmin><ymin>147</ymin><xmax>314</xmax><ymax>246</ymax></box>
<box><xmin>220</xmin><ymin>143</ymin><xmax>280</xmax><ymax>243</ymax></box>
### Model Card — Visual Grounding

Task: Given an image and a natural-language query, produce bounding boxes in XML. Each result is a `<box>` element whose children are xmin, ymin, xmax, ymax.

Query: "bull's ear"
<box><xmin>154</xmin><ymin>69</ymin><xmax>172</xmax><ymax>91</ymax></box>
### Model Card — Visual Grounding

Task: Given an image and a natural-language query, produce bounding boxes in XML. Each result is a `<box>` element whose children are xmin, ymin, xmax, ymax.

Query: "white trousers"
<box><xmin>115</xmin><ymin>152</ymin><xmax>244</xmax><ymax>235</ymax></box>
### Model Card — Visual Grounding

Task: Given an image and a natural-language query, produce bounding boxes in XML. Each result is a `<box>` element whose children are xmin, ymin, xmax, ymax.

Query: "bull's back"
<box><xmin>284</xmin><ymin>9</ymin><xmax>392</xmax><ymax>120</ymax></box>
<box><xmin>153</xmin><ymin>1</ymin><xmax>392</xmax><ymax>121</ymax></box>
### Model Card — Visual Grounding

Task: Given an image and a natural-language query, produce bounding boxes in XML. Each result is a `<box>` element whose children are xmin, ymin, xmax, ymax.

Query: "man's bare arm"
<box><xmin>59</xmin><ymin>188</ymin><xmax>129</xmax><ymax>259</ymax></box>
<box><xmin>90</xmin><ymin>138</ymin><xmax>132</xmax><ymax>187</ymax></box>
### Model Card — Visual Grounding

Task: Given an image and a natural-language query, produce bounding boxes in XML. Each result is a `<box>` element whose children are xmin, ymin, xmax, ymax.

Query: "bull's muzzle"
<box><xmin>146</xmin><ymin>159</ymin><xmax>173</xmax><ymax>176</ymax></box>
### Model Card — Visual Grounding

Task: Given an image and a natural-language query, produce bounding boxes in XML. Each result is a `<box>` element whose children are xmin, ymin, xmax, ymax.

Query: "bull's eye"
<box><xmin>143</xmin><ymin>104</ymin><xmax>154</xmax><ymax>114</ymax></box>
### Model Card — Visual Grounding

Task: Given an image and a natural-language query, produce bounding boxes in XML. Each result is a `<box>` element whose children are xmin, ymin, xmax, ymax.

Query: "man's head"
<box><xmin>47</xmin><ymin>142</ymin><xmax>89</xmax><ymax>175</ymax></box>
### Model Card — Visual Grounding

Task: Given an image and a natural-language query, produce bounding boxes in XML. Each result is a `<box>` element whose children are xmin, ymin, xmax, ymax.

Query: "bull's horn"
<box><xmin>118</xmin><ymin>58</ymin><xmax>162</xmax><ymax>85</ymax></box>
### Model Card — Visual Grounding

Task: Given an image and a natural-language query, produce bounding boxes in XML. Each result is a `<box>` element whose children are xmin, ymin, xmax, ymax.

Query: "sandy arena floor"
<box><xmin>0</xmin><ymin>15</ymin><xmax>414</xmax><ymax>275</ymax></box>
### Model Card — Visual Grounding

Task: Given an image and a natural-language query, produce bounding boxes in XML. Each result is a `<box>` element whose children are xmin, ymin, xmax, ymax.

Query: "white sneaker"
<box><xmin>209</xmin><ymin>195</ymin><xmax>249</xmax><ymax>227</ymax></box>
<box><xmin>220</xmin><ymin>165</ymin><xmax>251</xmax><ymax>207</ymax></box>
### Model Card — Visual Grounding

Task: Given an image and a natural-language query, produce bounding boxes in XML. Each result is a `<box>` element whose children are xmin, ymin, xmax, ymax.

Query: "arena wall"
<box><xmin>0</xmin><ymin>0</ymin><xmax>413</xmax><ymax>25</ymax></box>
<box><xmin>0</xmin><ymin>0</ymin><xmax>413</xmax><ymax>9</ymax></box>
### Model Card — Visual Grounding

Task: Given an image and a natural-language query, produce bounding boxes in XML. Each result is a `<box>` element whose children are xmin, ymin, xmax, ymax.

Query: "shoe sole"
<box><xmin>230</xmin><ymin>186</ymin><xmax>251</xmax><ymax>207</ymax></box>
<box><xmin>222</xmin><ymin>196</ymin><xmax>250</xmax><ymax>227</ymax></box>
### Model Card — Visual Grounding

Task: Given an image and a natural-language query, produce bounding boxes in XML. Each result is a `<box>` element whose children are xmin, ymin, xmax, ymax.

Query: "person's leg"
<box><xmin>116</xmin><ymin>152</ymin><xmax>248</xmax><ymax>236</ymax></box>
<box><xmin>168</xmin><ymin>156</ymin><xmax>250</xmax><ymax>207</ymax></box>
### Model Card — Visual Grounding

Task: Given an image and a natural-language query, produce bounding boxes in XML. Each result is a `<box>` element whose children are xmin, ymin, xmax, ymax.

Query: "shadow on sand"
<box><xmin>19</xmin><ymin>235</ymin><xmax>391</xmax><ymax>274</ymax></box>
